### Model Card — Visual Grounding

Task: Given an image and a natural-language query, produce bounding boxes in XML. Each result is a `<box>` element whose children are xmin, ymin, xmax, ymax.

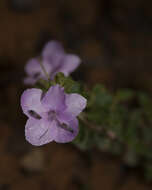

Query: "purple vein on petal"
<box><xmin>39</xmin><ymin>128</ymin><xmax>49</xmax><ymax>140</ymax></box>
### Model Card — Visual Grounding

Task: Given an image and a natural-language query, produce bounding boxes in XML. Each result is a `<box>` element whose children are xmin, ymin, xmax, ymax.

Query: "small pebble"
<box><xmin>20</xmin><ymin>149</ymin><xmax>45</xmax><ymax>172</ymax></box>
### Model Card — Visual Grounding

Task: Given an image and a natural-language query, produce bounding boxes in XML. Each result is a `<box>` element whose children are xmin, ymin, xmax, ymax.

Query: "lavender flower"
<box><xmin>24</xmin><ymin>41</ymin><xmax>81</xmax><ymax>85</ymax></box>
<box><xmin>21</xmin><ymin>84</ymin><xmax>87</xmax><ymax>146</ymax></box>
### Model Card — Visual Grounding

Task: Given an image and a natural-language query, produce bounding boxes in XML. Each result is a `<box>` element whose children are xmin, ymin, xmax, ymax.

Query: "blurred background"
<box><xmin>0</xmin><ymin>0</ymin><xmax>152</xmax><ymax>189</ymax></box>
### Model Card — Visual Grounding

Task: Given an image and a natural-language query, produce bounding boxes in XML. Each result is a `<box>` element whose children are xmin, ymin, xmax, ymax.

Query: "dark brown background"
<box><xmin>0</xmin><ymin>0</ymin><xmax>152</xmax><ymax>189</ymax></box>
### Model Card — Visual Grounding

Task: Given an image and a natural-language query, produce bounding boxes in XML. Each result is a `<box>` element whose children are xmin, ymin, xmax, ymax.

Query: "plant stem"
<box><xmin>79</xmin><ymin>113</ymin><xmax>117</xmax><ymax>140</ymax></box>
<box><xmin>79</xmin><ymin>113</ymin><xmax>104</xmax><ymax>132</ymax></box>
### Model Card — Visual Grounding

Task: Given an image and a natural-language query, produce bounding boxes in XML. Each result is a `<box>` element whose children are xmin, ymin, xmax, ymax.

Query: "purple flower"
<box><xmin>21</xmin><ymin>85</ymin><xmax>87</xmax><ymax>146</ymax></box>
<box><xmin>24</xmin><ymin>41</ymin><xmax>81</xmax><ymax>85</ymax></box>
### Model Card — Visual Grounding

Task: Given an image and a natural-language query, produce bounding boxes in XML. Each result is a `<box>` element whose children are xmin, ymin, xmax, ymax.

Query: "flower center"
<box><xmin>48</xmin><ymin>110</ymin><xmax>57</xmax><ymax>121</ymax></box>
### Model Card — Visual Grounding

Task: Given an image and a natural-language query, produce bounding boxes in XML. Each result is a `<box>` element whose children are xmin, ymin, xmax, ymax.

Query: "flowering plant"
<box><xmin>21</xmin><ymin>40</ymin><xmax>152</xmax><ymax>180</ymax></box>
<box><xmin>21</xmin><ymin>41</ymin><xmax>87</xmax><ymax>145</ymax></box>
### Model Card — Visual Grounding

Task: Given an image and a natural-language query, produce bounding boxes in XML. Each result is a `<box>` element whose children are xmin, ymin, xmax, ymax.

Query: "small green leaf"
<box><xmin>115</xmin><ymin>89</ymin><xmax>135</xmax><ymax>102</ymax></box>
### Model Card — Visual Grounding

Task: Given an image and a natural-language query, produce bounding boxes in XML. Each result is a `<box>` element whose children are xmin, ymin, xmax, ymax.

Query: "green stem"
<box><xmin>79</xmin><ymin>113</ymin><xmax>117</xmax><ymax>140</ymax></box>
<box><xmin>79</xmin><ymin>113</ymin><xmax>104</xmax><ymax>132</ymax></box>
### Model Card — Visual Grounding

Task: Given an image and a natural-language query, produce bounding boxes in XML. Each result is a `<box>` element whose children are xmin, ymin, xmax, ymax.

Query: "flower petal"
<box><xmin>42</xmin><ymin>40</ymin><xmax>65</xmax><ymax>68</ymax></box>
<box><xmin>57</xmin><ymin>111</ymin><xmax>74</xmax><ymax>125</ymax></box>
<box><xmin>24</xmin><ymin>58</ymin><xmax>52</xmax><ymax>84</ymax></box>
<box><xmin>42</xmin><ymin>41</ymin><xmax>64</xmax><ymax>58</ymax></box>
<box><xmin>25</xmin><ymin>58</ymin><xmax>41</xmax><ymax>76</ymax></box>
<box><xmin>59</xmin><ymin>54</ymin><xmax>81</xmax><ymax>76</ymax></box>
<box><xmin>64</xmin><ymin>94</ymin><xmax>87</xmax><ymax>117</ymax></box>
<box><xmin>42</xmin><ymin>85</ymin><xmax>66</xmax><ymax>112</ymax></box>
<box><xmin>23</xmin><ymin>76</ymin><xmax>38</xmax><ymax>85</ymax></box>
<box><xmin>21</xmin><ymin>88</ymin><xmax>46</xmax><ymax>117</ymax></box>
<box><xmin>54</xmin><ymin>118</ymin><xmax>79</xmax><ymax>143</ymax></box>
<box><xmin>25</xmin><ymin>118</ymin><xmax>54</xmax><ymax>146</ymax></box>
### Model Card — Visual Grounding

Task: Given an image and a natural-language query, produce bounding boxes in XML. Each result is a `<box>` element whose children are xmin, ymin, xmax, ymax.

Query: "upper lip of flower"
<box><xmin>24</xmin><ymin>40</ymin><xmax>81</xmax><ymax>85</ymax></box>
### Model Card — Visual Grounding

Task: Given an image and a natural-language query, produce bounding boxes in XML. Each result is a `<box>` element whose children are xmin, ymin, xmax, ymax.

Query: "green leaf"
<box><xmin>54</xmin><ymin>72</ymin><xmax>83</xmax><ymax>94</ymax></box>
<box><xmin>72</xmin><ymin>122</ymin><xmax>95</xmax><ymax>150</ymax></box>
<box><xmin>88</xmin><ymin>84</ymin><xmax>113</xmax><ymax>108</ymax></box>
<box><xmin>144</xmin><ymin>164</ymin><xmax>152</xmax><ymax>181</ymax></box>
<box><xmin>115</xmin><ymin>89</ymin><xmax>135</xmax><ymax>102</ymax></box>
<box><xmin>35</xmin><ymin>78</ymin><xmax>51</xmax><ymax>91</ymax></box>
